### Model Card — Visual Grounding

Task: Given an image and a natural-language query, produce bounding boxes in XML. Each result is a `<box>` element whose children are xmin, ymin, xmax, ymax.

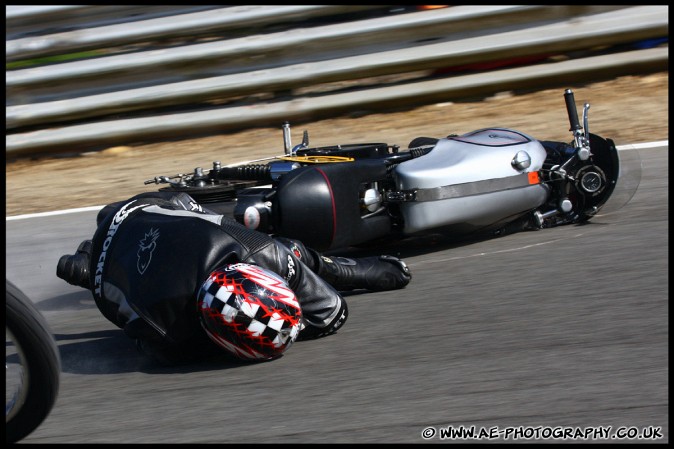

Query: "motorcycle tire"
<box><xmin>6</xmin><ymin>279</ymin><xmax>61</xmax><ymax>444</ymax></box>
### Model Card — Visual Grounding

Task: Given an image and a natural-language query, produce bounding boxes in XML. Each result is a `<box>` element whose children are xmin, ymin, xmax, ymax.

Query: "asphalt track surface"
<box><xmin>6</xmin><ymin>146</ymin><xmax>668</xmax><ymax>444</ymax></box>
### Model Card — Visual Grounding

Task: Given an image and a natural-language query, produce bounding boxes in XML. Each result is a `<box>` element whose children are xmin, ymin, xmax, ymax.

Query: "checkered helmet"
<box><xmin>197</xmin><ymin>263</ymin><xmax>303</xmax><ymax>361</ymax></box>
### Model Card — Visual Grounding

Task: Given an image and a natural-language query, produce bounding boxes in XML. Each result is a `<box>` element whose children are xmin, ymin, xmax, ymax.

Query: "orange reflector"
<box><xmin>528</xmin><ymin>172</ymin><xmax>540</xmax><ymax>184</ymax></box>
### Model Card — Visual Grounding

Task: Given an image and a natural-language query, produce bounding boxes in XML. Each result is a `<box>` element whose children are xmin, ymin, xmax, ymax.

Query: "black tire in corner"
<box><xmin>6</xmin><ymin>279</ymin><xmax>61</xmax><ymax>443</ymax></box>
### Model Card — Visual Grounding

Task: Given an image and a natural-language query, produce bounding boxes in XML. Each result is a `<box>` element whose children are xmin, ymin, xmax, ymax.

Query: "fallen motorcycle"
<box><xmin>145</xmin><ymin>89</ymin><xmax>641</xmax><ymax>251</ymax></box>
<box><xmin>6</xmin><ymin>279</ymin><xmax>61</xmax><ymax>443</ymax></box>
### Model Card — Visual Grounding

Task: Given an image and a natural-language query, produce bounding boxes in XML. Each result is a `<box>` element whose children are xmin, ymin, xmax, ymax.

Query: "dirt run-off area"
<box><xmin>5</xmin><ymin>71</ymin><xmax>668</xmax><ymax>217</ymax></box>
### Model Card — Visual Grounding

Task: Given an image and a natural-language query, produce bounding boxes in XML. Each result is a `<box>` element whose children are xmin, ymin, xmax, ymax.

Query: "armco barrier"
<box><xmin>5</xmin><ymin>5</ymin><xmax>669</xmax><ymax>156</ymax></box>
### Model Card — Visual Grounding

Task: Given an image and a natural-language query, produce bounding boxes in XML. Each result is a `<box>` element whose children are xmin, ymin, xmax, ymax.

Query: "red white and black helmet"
<box><xmin>197</xmin><ymin>263</ymin><xmax>303</xmax><ymax>361</ymax></box>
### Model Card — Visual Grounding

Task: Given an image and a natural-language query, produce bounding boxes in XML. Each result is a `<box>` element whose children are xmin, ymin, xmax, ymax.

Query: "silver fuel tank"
<box><xmin>393</xmin><ymin>128</ymin><xmax>550</xmax><ymax>234</ymax></box>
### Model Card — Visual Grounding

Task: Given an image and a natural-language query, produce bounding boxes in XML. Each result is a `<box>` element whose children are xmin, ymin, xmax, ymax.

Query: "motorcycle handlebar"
<box><xmin>564</xmin><ymin>89</ymin><xmax>582</xmax><ymax>133</ymax></box>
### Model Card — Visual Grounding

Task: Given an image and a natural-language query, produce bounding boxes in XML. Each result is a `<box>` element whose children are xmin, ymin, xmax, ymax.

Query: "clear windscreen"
<box><xmin>596</xmin><ymin>148</ymin><xmax>642</xmax><ymax>216</ymax></box>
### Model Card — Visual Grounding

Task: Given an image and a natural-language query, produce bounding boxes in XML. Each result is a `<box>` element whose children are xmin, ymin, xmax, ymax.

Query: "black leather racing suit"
<box><xmin>87</xmin><ymin>191</ymin><xmax>347</xmax><ymax>352</ymax></box>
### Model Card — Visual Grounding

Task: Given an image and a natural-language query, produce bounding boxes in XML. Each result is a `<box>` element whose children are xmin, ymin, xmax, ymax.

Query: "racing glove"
<box><xmin>317</xmin><ymin>255</ymin><xmax>411</xmax><ymax>292</ymax></box>
<box><xmin>273</xmin><ymin>237</ymin><xmax>411</xmax><ymax>292</ymax></box>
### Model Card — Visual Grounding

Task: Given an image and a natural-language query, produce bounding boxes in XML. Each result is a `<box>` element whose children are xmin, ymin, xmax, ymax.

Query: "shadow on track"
<box><xmin>54</xmin><ymin>329</ymin><xmax>253</xmax><ymax>375</ymax></box>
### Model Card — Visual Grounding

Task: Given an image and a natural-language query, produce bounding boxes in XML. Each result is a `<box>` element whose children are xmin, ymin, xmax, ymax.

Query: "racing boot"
<box><xmin>56</xmin><ymin>239</ymin><xmax>93</xmax><ymax>290</ymax></box>
<box><xmin>317</xmin><ymin>255</ymin><xmax>411</xmax><ymax>292</ymax></box>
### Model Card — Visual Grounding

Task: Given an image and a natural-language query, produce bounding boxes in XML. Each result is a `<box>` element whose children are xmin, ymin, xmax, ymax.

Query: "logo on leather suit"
<box><xmin>289</xmin><ymin>243</ymin><xmax>302</xmax><ymax>260</ymax></box>
<box><xmin>137</xmin><ymin>228</ymin><xmax>160</xmax><ymax>275</ymax></box>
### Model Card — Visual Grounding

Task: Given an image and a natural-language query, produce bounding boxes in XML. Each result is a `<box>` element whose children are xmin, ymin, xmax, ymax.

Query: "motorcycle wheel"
<box><xmin>6</xmin><ymin>280</ymin><xmax>61</xmax><ymax>443</ymax></box>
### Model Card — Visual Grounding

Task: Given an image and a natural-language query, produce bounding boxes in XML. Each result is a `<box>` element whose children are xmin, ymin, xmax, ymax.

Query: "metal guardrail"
<box><xmin>5</xmin><ymin>5</ymin><xmax>669</xmax><ymax>156</ymax></box>
<box><xmin>6</xmin><ymin>5</ymin><xmax>386</xmax><ymax>61</ymax></box>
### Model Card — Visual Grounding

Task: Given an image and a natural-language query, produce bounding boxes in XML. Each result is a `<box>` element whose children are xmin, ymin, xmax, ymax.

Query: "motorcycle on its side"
<box><xmin>6</xmin><ymin>279</ymin><xmax>61</xmax><ymax>443</ymax></box>
<box><xmin>145</xmin><ymin>89</ymin><xmax>641</xmax><ymax>251</ymax></box>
